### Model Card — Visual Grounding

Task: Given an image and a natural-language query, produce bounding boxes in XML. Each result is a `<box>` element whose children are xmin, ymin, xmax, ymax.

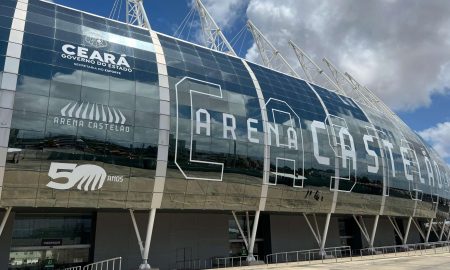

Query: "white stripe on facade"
<box><xmin>356</xmin><ymin>104</ymin><xmax>389</xmax><ymax>215</ymax></box>
<box><xmin>241</xmin><ymin>60</ymin><xmax>341</xmax><ymax>214</ymax></box>
<box><xmin>149</xmin><ymin>31</ymin><xmax>169</xmax><ymax>209</ymax></box>
<box><xmin>305</xmin><ymin>84</ymin><xmax>340</xmax><ymax>213</ymax></box>
<box><xmin>241</xmin><ymin>60</ymin><xmax>270</xmax><ymax>211</ymax></box>
<box><xmin>0</xmin><ymin>0</ymin><xmax>29</xmax><ymax>200</ymax></box>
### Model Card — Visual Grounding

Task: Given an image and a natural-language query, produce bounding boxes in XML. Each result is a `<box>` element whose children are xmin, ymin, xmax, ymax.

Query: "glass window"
<box><xmin>52</xmin><ymin>67</ymin><xmax>82</xmax><ymax>85</ymax></box>
<box><xmin>11</xmin><ymin>214</ymin><xmax>93</xmax><ymax>246</ymax></box>
<box><xmin>134</xmin><ymin>111</ymin><xmax>159</xmax><ymax>129</ymax></box>
<box><xmin>0</xmin><ymin>40</ymin><xmax>8</xmax><ymax>56</ymax></box>
<box><xmin>21</xmin><ymin>46</ymin><xmax>55</xmax><ymax>64</ymax></box>
<box><xmin>24</xmin><ymin>21</ymin><xmax>55</xmax><ymax>38</ymax></box>
<box><xmin>109</xmin><ymin>92</ymin><xmax>135</xmax><ymax>110</ymax></box>
<box><xmin>133</xmin><ymin>127</ymin><xmax>159</xmax><ymax>144</ymax></box>
<box><xmin>13</xmin><ymin>93</ymin><xmax>48</xmax><ymax>114</ymax></box>
<box><xmin>0</xmin><ymin>25</ymin><xmax>12</xmax><ymax>42</ymax></box>
<box><xmin>135</xmin><ymin>96</ymin><xmax>159</xmax><ymax>113</ymax></box>
<box><xmin>23</xmin><ymin>33</ymin><xmax>54</xmax><ymax>51</ymax></box>
<box><xmin>81</xmin><ymin>86</ymin><xmax>109</xmax><ymax>104</ymax></box>
<box><xmin>110</xmin><ymin>77</ymin><xmax>135</xmax><ymax>95</ymax></box>
<box><xmin>10</xmin><ymin>110</ymin><xmax>46</xmax><ymax>132</ymax></box>
<box><xmin>56</xmin><ymin>11</ymin><xmax>82</xmax><ymax>25</ymax></box>
<box><xmin>56</xmin><ymin>18</ymin><xmax>81</xmax><ymax>34</ymax></box>
<box><xmin>50</xmin><ymin>81</ymin><xmax>82</xmax><ymax>100</ymax></box>
<box><xmin>16</xmin><ymin>75</ymin><xmax>50</xmax><ymax>96</ymax></box>
<box><xmin>0</xmin><ymin>6</ymin><xmax>14</xmax><ymax>19</ymax></box>
<box><xmin>136</xmin><ymin>82</ymin><xmax>158</xmax><ymax>99</ymax></box>
<box><xmin>55</xmin><ymin>29</ymin><xmax>82</xmax><ymax>44</ymax></box>
<box><xmin>27</xmin><ymin>10</ymin><xmax>55</xmax><ymax>27</ymax></box>
<box><xmin>19</xmin><ymin>60</ymin><xmax>53</xmax><ymax>80</ymax></box>
<box><xmin>82</xmin><ymin>72</ymin><xmax>109</xmax><ymax>90</ymax></box>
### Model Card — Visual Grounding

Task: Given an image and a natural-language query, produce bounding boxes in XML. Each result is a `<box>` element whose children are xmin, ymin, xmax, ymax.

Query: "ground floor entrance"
<box><xmin>7</xmin><ymin>213</ymin><xmax>94</xmax><ymax>269</ymax></box>
<box><xmin>0</xmin><ymin>210</ymin><xmax>423</xmax><ymax>270</ymax></box>
<box><xmin>9</xmin><ymin>246</ymin><xmax>90</xmax><ymax>269</ymax></box>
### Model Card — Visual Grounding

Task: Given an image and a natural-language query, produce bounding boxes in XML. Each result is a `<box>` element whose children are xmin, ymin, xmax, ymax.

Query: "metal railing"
<box><xmin>64</xmin><ymin>241</ymin><xmax>450</xmax><ymax>270</ymax></box>
<box><xmin>215</xmin><ymin>255</ymin><xmax>259</xmax><ymax>268</ymax></box>
<box><xmin>358</xmin><ymin>241</ymin><xmax>450</xmax><ymax>259</ymax></box>
<box><xmin>64</xmin><ymin>267</ymin><xmax>81</xmax><ymax>270</ymax></box>
<box><xmin>174</xmin><ymin>255</ymin><xmax>259</xmax><ymax>269</ymax></box>
<box><xmin>266</xmin><ymin>246</ymin><xmax>352</xmax><ymax>265</ymax></box>
<box><xmin>82</xmin><ymin>257</ymin><xmax>122</xmax><ymax>270</ymax></box>
<box><xmin>175</xmin><ymin>258</ymin><xmax>213</xmax><ymax>270</ymax></box>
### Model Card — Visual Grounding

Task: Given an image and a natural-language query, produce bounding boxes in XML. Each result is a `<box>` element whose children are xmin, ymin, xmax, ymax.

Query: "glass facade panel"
<box><xmin>2</xmin><ymin>0</ymin><xmax>159</xmax><ymax>209</ymax></box>
<box><xmin>159</xmin><ymin>33</ymin><xmax>264</xmax><ymax>210</ymax></box>
<box><xmin>0</xmin><ymin>0</ymin><xmax>449</xmax><ymax>217</ymax></box>
<box><xmin>9</xmin><ymin>214</ymin><xmax>93</xmax><ymax>269</ymax></box>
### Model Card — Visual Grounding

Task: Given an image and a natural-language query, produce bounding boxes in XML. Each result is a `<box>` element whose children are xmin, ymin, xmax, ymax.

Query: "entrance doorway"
<box><xmin>228</xmin><ymin>213</ymin><xmax>271</xmax><ymax>259</ymax></box>
<box><xmin>8</xmin><ymin>213</ymin><xmax>94</xmax><ymax>269</ymax></box>
<box><xmin>338</xmin><ymin>217</ymin><xmax>363</xmax><ymax>250</ymax></box>
<box><xmin>9</xmin><ymin>246</ymin><xmax>90</xmax><ymax>269</ymax></box>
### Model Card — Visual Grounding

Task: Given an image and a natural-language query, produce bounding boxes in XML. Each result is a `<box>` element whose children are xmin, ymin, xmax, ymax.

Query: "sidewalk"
<box><xmin>280</xmin><ymin>253</ymin><xmax>450</xmax><ymax>269</ymax></box>
<box><xmin>227</xmin><ymin>252</ymin><xmax>450</xmax><ymax>270</ymax></box>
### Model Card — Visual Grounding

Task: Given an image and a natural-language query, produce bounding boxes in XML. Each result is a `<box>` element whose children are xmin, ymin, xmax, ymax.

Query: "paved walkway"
<box><xmin>228</xmin><ymin>252</ymin><xmax>450</xmax><ymax>270</ymax></box>
<box><xmin>289</xmin><ymin>253</ymin><xmax>450</xmax><ymax>269</ymax></box>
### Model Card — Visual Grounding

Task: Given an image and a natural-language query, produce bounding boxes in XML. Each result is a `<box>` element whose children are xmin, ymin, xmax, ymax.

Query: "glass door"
<box><xmin>9</xmin><ymin>245</ymin><xmax>90</xmax><ymax>269</ymax></box>
<box><xmin>8</xmin><ymin>213</ymin><xmax>94</xmax><ymax>270</ymax></box>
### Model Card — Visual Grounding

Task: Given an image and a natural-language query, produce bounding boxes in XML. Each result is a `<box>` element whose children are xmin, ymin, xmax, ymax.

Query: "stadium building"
<box><xmin>0</xmin><ymin>0</ymin><xmax>450</xmax><ymax>269</ymax></box>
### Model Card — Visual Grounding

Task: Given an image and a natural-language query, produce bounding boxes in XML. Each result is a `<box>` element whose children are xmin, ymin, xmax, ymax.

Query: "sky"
<box><xmin>50</xmin><ymin>0</ymin><xmax>450</xmax><ymax>165</ymax></box>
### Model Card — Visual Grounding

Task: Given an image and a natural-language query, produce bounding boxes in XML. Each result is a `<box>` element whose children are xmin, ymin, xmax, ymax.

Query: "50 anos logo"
<box><xmin>46</xmin><ymin>162</ymin><xmax>124</xmax><ymax>191</ymax></box>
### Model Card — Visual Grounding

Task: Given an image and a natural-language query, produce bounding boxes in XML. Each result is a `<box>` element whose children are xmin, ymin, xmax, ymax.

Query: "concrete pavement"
<box><xmin>228</xmin><ymin>252</ymin><xmax>450</xmax><ymax>270</ymax></box>
<box><xmin>288</xmin><ymin>253</ymin><xmax>450</xmax><ymax>269</ymax></box>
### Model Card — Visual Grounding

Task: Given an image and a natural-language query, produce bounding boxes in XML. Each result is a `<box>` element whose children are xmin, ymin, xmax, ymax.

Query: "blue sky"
<box><xmin>50</xmin><ymin>0</ymin><xmax>450</xmax><ymax>164</ymax></box>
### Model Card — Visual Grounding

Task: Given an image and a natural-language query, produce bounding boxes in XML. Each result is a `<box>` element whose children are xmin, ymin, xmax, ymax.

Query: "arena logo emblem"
<box><xmin>60</xmin><ymin>31</ymin><xmax>132</xmax><ymax>74</ymax></box>
<box><xmin>264</xmin><ymin>98</ymin><xmax>306</xmax><ymax>187</ymax></box>
<box><xmin>84</xmin><ymin>31</ymin><xmax>109</xmax><ymax>48</ymax></box>
<box><xmin>53</xmin><ymin>102</ymin><xmax>131</xmax><ymax>133</ymax></box>
<box><xmin>47</xmin><ymin>162</ymin><xmax>124</xmax><ymax>191</ymax></box>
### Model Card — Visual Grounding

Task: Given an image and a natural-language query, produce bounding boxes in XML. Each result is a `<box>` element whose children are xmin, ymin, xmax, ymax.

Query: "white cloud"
<box><xmin>418</xmin><ymin>122</ymin><xmax>450</xmax><ymax>160</ymax></box>
<box><xmin>201</xmin><ymin>0</ymin><xmax>248</xmax><ymax>30</ymax></box>
<box><xmin>245</xmin><ymin>0</ymin><xmax>450</xmax><ymax>111</ymax></box>
<box><xmin>181</xmin><ymin>0</ymin><xmax>248</xmax><ymax>48</ymax></box>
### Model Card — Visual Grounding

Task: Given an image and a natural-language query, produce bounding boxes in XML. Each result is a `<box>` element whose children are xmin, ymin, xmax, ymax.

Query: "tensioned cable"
<box><xmin>238</xmin><ymin>31</ymin><xmax>248</xmax><ymax>57</ymax></box>
<box><xmin>229</xmin><ymin>25</ymin><xmax>250</xmax><ymax>57</ymax></box>
<box><xmin>109</xmin><ymin>0</ymin><xmax>121</xmax><ymax>19</ymax></box>
<box><xmin>186</xmin><ymin>13</ymin><xmax>195</xmax><ymax>42</ymax></box>
<box><xmin>115</xmin><ymin>0</ymin><xmax>123</xmax><ymax>21</ymax></box>
<box><xmin>174</xmin><ymin>5</ymin><xmax>196</xmax><ymax>38</ymax></box>
<box><xmin>229</xmin><ymin>25</ymin><xmax>246</xmax><ymax>45</ymax></box>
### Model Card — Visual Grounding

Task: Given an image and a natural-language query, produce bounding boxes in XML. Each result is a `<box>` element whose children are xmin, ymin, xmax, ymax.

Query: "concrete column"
<box><xmin>320</xmin><ymin>212</ymin><xmax>332</xmax><ymax>255</ymax></box>
<box><xmin>403</xmin><ymin>216</ymin><xmax>413</xmax><ymax>245</ymax></box>
<box><xmin>140</xmin><ymin>208</ymin><xmax>156</xmax><ymax>270</ymax></box>
<box><xmin>425</xmin><ymin>218</ymin><xmax>433</xmax><ymax>243</ymax></box>
<box><xmin>247</xmin><ymin>210</ymin><xmax>260</xmax><ymax>262</ymax></box>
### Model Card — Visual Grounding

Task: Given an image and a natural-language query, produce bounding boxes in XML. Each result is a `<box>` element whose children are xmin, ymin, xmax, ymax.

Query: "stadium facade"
<box><xmin>0</xmin><ymin>0</ymin><xmax>450</xmax><ymax>269</ymax></box>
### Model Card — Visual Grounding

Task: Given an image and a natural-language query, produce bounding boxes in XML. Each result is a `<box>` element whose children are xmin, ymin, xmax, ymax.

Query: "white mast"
<box><xmin>322</xmin><ymin>57</ymin><xmax>377</xmax><ymax>107</ymax></box>
<box><xmin>288</xmin><ymin>40</ymin><xmax>343</xmax><ymax>94</ymax></box>
<box><xmin>322</xmin><ymin>58</ymin><xmax>405</xmax><ymax>124</ymax></box>
<box><xmin>345</xmin><ymin>72</ymin><xmax>383</xmax><ymax>108</ymax></box>
<box><xmin>246</xmin><ymin>20</ymin><xmax>298</xmax><ymax>77</ymax></box>
<box><xmin>345</xmin><ymin>72</ymin><xmax>399</xmax><ymax>117</ymax></box>
<box><xmin>194</xmin><ymin>0</ymin><xmax>236</xmax><ymax>55</ymax></box>
<box><xmin>126</xmin><ymin>0</ymin><xmax>152</xmax><ymax>30</ymax></box>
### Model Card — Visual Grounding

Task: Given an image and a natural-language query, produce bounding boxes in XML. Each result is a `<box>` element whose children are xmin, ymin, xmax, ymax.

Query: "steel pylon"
<box><xmin>288</xmin><ymin>40</ymin><xmax>343</xmax><ymax>94</ymax></box>
<box><xmin>194</xmin><ymin>0</ymin><xmax>236</xmax><ymax>55</ymax></box>
<box><xmin>126</xmin><ymin>0</ymin><xmax>151</xmax><ymax>30</ymax></box>
<box><xmin>246</xmin><ymin>20</ymin><xmax>298</xmax><ymax>77</ymax></box>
